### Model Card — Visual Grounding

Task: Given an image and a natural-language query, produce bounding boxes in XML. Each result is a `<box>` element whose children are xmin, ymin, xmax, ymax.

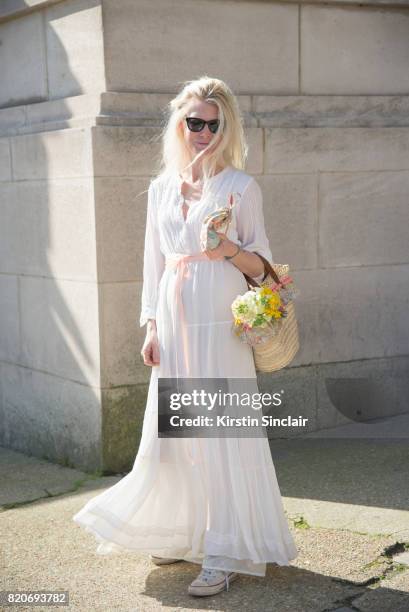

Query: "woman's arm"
<box><xmin>139</xmin><ymin>181</ymin><xmax>165</xmax><ymax>328</ymax></box>
<box><xmin>146</xmin><ymin>318</ymin><xmax>157</xmax><ymax>333</ymax></box>
<box><xmin>221</xmin><ymin>243</ymin><xmax>265</xmax><ymax>278</ymax></box>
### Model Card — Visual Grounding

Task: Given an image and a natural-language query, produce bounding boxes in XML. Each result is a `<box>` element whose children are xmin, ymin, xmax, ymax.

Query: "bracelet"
<box><xmin>224</xmin><ymin>244</ymin><xmax>241</xmax><ymax>260</ymax></box>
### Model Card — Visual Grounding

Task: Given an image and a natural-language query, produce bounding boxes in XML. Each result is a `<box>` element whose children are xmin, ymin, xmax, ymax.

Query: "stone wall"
<box><xmin>0</xmin><ymin>0</ymin><xmax>408</xmax><ymax>471</ymax></box>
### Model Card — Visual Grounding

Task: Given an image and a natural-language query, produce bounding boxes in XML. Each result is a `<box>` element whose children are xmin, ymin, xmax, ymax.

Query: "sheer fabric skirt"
<box><xmin>73</xmin><ymin>260</ymin><xmax>298</xmax><ymax>576</ymax></box>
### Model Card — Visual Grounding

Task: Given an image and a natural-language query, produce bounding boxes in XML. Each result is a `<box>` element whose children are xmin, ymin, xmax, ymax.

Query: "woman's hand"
<box><xmin>141</xmin><ymin>320</ymin><xmax>160</xmax><ymax>366</ymax></box>
<box><xmin>205</xmin><ymin>231</ymin><xmax>265</xmax><ymax>278</ymax></box>
<box><xmin>204</xmin><ymin>232</ymin><xmax>238</xmax><ymax>260</ymax></box>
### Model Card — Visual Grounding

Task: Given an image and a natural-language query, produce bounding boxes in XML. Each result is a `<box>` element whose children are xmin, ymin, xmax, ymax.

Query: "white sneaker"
<box><xmin>149</xmin><ymin>554</ymin><xmax>183</xmax><ymax>566</ymax></box>
<box><xmin>188</xmin><ymin>567</ymin><xmax>238</xmax><ymax>596</ymax></box>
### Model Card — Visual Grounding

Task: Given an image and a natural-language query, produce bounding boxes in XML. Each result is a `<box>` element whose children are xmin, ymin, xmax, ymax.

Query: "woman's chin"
<box><xmin>194</xmin><ymin>145</ymin><xmax>214</xmax><ymax>157</ymax></box>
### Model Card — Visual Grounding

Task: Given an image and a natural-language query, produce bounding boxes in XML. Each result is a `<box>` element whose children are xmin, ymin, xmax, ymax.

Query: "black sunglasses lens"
<box><xmin>187</xmin><ymin>118</ymin><xmax>205</xmax><ymax>132</ymax></box>
<box><xmin>186</xmin><ymin>118</ymin><xmax>220</xmax><ymax>133</ymax></box>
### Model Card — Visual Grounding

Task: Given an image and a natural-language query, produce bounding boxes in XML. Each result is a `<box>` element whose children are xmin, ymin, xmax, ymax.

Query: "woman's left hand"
<box><xmin>204</xmin><ymin>232</ymin><xmax>239</xmax><ymax>260</ymax></box>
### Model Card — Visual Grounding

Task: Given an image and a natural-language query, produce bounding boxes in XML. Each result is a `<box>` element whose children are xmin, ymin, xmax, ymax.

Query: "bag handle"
<box><xmin>243</xmin><ymin>252</ymin><xmax>281</xmax><ymax>288</ymax></box>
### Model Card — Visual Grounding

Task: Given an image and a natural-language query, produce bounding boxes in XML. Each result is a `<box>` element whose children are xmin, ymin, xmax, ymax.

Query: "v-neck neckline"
<box><xmin>176</xmin><ymin>165</ymin><xmax>231</xmax><ymax>195</ymax></box>
<box><xmin>176</xmin><ymin>165</ymin><xmax>232</xmax><ymax>223</ymax></box>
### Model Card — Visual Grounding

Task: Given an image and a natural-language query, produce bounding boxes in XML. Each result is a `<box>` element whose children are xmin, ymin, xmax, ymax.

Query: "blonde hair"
<box><xmin>155</xmin><ymin>75</ymin><xmax>248</xmax><ymax>183</ymax></box>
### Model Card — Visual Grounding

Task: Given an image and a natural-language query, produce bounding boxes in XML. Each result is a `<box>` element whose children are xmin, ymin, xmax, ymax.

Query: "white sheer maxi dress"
<box><xmin>73</xmin><ymin>165</ymin><xmax>298</xmax><ymax>577</ymax></box>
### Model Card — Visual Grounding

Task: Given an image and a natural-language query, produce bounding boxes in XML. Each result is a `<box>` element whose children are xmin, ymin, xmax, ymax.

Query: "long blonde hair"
<box><xmin>155</xmin><ymin>75</ymin><xmax>248</xmax><ymax>183</ymax></box>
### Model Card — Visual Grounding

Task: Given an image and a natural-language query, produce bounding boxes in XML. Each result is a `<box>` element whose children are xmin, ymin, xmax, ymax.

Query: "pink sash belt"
<box><xmin>165</xmin><ymin>252</ymin><xmax>224</xmax><ymax>375</ymax></box>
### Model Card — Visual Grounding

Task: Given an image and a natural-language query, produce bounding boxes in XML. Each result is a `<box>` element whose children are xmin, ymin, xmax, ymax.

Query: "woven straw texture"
<box><xmin>252</xmin><ymin>263</ymin><xmax>300</xmax><ymax>372</ymax></box>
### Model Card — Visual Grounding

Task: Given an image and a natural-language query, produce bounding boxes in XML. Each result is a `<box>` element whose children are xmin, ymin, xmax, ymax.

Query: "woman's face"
<box><xmin>181</xmin><ymin>98</ymin><xmax>220</xmax><ymax>158</ymax></box>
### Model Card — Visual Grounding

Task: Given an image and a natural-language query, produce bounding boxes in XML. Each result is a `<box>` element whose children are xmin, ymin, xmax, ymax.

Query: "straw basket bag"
<box><xmin>242</xmin><ymin>253</ymin><xmax>300</xmax><ymax>372</ymax></box>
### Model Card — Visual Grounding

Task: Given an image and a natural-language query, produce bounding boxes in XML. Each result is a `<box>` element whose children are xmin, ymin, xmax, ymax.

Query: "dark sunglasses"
<box><xmin>185</xmin><ymin>117</ymin><xmax>220</xmax><ymax>134</ymax></box>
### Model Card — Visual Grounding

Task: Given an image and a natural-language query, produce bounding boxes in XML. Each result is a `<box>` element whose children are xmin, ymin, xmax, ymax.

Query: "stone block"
<box><xmin>101</xmin><ymin>383</ymin><xmax>149</xmax><ymax>472</ymax></box>
<box><xmin>254</xmin><ymin>95</ymin><xmax>409</xmax><ymax>128</ymax></box>
<box><xmin>11</xmin><ymin>127</ymin><xmax>93</xmax><ymax>179</ymax></box>
<box><xmin>315</xmin><ymin>357</ymin><xmax>409</xmax><ymax>434</ymax></box>
<box><xmin>258</xmin><ymin>173</ymin><xmax>318</xmax><ymax>270</ymax></box>
<box><xmin>19</xmin><ymin>275</ymin><xmax>100</xmax><ymax>386</ymax></box>
<box><xmin>26</xmin><ymin>93</ymin><xmax>101</xmax><ymax>128</ymax></box>
<box><xmin>0</xmin><ymin>179</ymin><xmax>97</xmax><ymax>279</ymax></box>
<box><xmin>295</xmin><ymin>266</ymin><xmax>409</xmax><ymax>365</ymax></box>
<box><xmin>100</xmin><ymin>281</ymin><xmax>148</xmax><ymax>388</ymax></box>
<box><xmin>92</xmin><ymin>126</ymin><xmax>162</xmax><ymax>177</ymax></box>
<box><xmin>258</xmin><ymin>364</ymin><xmax>318</xmax><ymax>439</ymax></box>
<box><xmin>264</xmin><ymin>127</ymin><xmax>409</xmax><ymax>173</ymax></box>
<box><xmin>244</xmin><ymin>128</ymin><xmax>263</xmax><ymax>175</ymax></box>
<box><xmin>301</xmin><ymin>6</ymin><xmax>409</xmax><ymax>94</ymax></box>
<box><xmin>0</xmin><ymin>12</ymin><xmax>47</xmax><ymax>108</ymax></box>
<box><xmin>0</xmin><ymin>275</ymin><xmax>19</xmax><ymax>363</ymax></box>
<box><xmin>102</xmin><ymin>0</ymin><xmax>298</xmax><ymax>94</ymax></box>
<box><xmin>0</xmin><ymin>361</ymin><xmax>101</xmax><ymax>471</ymax></box>
<box><xmin>94</xmin><ymin>176</ymin><xmax>149</xmax><ymax>282</ymax></box>
<box><xmin>0</xmin><ymin>105</ymin><xmax>26</xmax><ymax>135</ymax></box>
<box><xmin>0</xmin><ymin>139</ymin><xmax>11</xmax><ymax>180</ymax></box>
<box><xmin>319</xmin><ymin>171</ymin><xmax>409</xmax><ymax>267</ymax></box>
<box><xmin>46</xmin><ymin>0</ymin><xmax>105</xmax><ymax>99</ymax></box>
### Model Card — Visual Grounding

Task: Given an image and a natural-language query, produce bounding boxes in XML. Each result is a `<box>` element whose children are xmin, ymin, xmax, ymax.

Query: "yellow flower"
<box><xmin>264</xmin><ymin>292</ymin><xmax>283</xmax><ymax>318</ymax></box>
<box><xmin>260</xmin><ymin>286</ymin><xmax>274</xmax><ymax>297</ymax></box>
<box><xmin>269</xmin><ymin>293</ymin><xmax>281</xmax><ymax>307</ymax></box>
<box><xmin>265</xmin><ymin>306</ymin><xmax>280</xmax><ymax>317</ymax></box>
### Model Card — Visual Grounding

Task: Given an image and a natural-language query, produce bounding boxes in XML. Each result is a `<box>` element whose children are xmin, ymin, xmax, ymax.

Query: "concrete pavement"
<box><xmin>1</xmin><ymin>415</ymin><xmax>409</xmax><ymax>611</ymax></box>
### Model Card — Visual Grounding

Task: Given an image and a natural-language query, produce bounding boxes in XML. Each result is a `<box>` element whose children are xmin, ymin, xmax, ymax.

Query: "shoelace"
<box><xmin>199</xmin><ymin>567</ymin><xmax>231</xmax><ymax>591</ymax></box>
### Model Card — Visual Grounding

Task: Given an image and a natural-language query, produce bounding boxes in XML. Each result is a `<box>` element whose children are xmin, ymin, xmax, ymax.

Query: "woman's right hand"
<box><xmin>141</xmin><ymin>320</ymin><xmax>160</xmax><ymax>366</ymax></box>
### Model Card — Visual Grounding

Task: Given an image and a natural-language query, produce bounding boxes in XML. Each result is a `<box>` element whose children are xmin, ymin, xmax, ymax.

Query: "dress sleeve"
<box><xmin>235</xmin><ymin>177</ymin><xmax>273</xmax><ymax>283</ymax></box>
<box><xmin>139</xmin><ymin>180</ymin><xmax>165</xmax><ymax>327</ymax></box>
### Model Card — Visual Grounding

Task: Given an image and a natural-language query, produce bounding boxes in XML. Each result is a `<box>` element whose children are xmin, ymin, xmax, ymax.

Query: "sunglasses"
<box><xmin>185</xmin><ymin>117</ymin><xmax>220</xmax><ymax>134</ymax></box>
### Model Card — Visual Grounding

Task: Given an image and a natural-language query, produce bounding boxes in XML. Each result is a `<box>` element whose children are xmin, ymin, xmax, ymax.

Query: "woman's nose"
<box><xmin>199</xmin><ymin>125</ymin><xmax>213</xmax><ymax>138</ymax></box>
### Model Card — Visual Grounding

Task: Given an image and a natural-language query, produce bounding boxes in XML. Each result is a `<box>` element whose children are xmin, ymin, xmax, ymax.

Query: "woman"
<box><xmin>73</xmin><ymin>76</ymin><xmax>298</xmax><ymax>597</ymax></box>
